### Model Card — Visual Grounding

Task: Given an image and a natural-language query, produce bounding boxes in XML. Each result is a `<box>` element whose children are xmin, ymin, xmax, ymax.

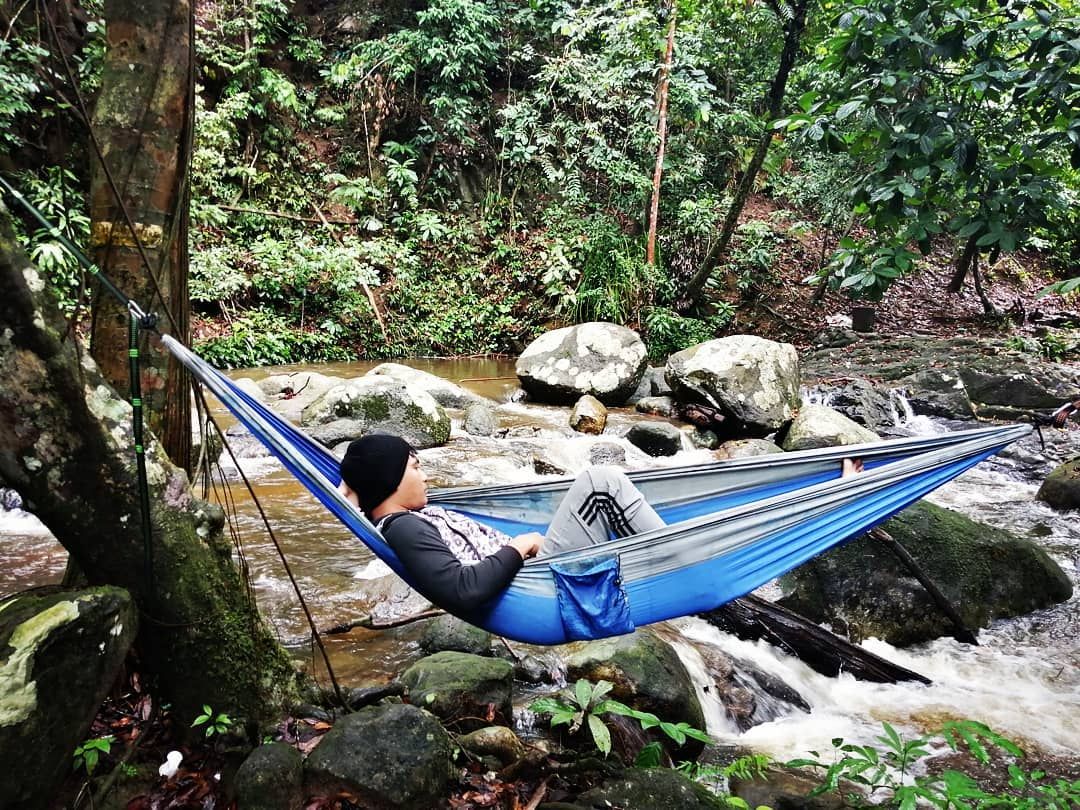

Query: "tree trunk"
<box><xmin>947</xmin><ymin>233</ymin><xmax>979</xmax><ymax>293</ymax></box>
<box><xmin>680</xmin><ymin>0</ymin><xmax>810</xmax><ymax>308</ymax></box>
<box><xmin>645</xmin><ymin>7</ymin><xmax>676</xmax><ymax>267</ymax></box>
<box><xmin>0</xmin><ymin>205</ymin><xmax>299</xmax><ymax>726</ymax></box>
<box><xmin>89</xmin><ymin>0</ymin><xmax>192</xmax><ymax>472</ymax></box>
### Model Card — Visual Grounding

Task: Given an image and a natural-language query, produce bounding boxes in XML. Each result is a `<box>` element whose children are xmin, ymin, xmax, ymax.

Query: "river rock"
<box><xmin>1</xmin><ymin>487</ymin><xmax>23</xmax><ymax>510</ymax></box>
<box><xmin>515</xmin><ymin>322</ymin><xmax>648</xmax><ymax>405</ymax></box>
<box><xmin>780</xmin><ymin>404</ymin><xmax>880</xmax><ymax>451</ymax></box>
<box><xmin>233</xmin><ymin>742</ymin><xmax>303</xmax><ymax>810</ymax></box>
<box><xmin>458</xmin><ymin>726</ymin><xmax>526</xmax><ymax>766</ymax></box>
<box><xmin>368</xmin><ymin>362</ymin><xmax>485</xmax><ymax>409</ymax></box>
<box><xmin>258</xmin><ymin>371</ymin><xmax>340</xmax><ymax>421</ymax></box>
<box><xmin>419</xmin><ymin>615</ymin><xmax>492</xmax><ymax>655</ymax></box>
<box><xmin>304</xmin><ymin>704</ymin><xmax>453</xmax><ymax>809</ymax></box>
<box><xmin>570</xmin><ymin>395</ymin><xmax>607</xmax><ymax>434</ymax></box>
<box><xmin>1036</xmin><ymin>459</ymin><xmax>1080</xmax><ymax>511</ymax></box>
<box><xmin>777</xmin><ymin>501</ymin><xmax>1073</xmax><ymax>646</ymax></box>
<box><xmin>729</xmin><ymin>767</ymin><xmax>846</xmax><ymax>810</ymax></box>
<box><xmin>301</xmin><ymin>377</ymin><xmax>450</xmax><ymax>448</ymax></box>
<box><xmin>625</xmin><ymin>422</ymin><xmax>683</xmax><ymax>457</ymax></box>
<box><xmin>400</xmin><ymin>651</ymin><xmax>514</xmax><ymax>730</ymax></box>
<box><xmin>463</xmin><ymin>402</ymin><xmax>497</xmax><ymax>436</ymax></box>
<box><xmin>807</xmin><ymin>377</ymin><xmax>899</xmax><ymax>431</ymax></box>
<box><xmin>666</xmin><ymin>336</ymin><xmax>800</xmax><ymax>437</ymax></box>
<box><xmin>0</xmin><ymin>587</ymin><xmax>137</xmax><ymax>810</ymax></box>
<box><xmin>635</xmin><ymin>396</ymin><xmax>677</xmax><ymax>417</ymax></box>
<box><xmin>688</xmin><ymin>428</ymin><xmax>720</xmax><ymax>450</ymax></box>
<box><xmin>589</xmin><ymin>442</ymin><xmax>627</xmax><ymax>467</ymax></box>
<box><xmin>697</xmin><ymin>646</ymin><xmax>809</xmax><ymax>731</ymax></box>
<box><xmin>578</xmin><ymin>766</ymin><xmax>726</xmax><ymax>809</ymax></box>
<box><xmin>565</xmin><ymin>630</ymin><xmax>706</xmax><ymax>758</ymax></box>
<box><xmin>896</xmin><ymin>368</ymin><xmax>976</xmax><ymax>420</ymax></box>
<box><xmin>714</xmin><ymin>438</ymin><xmax>784</xmax><ymax>460</ymax></box>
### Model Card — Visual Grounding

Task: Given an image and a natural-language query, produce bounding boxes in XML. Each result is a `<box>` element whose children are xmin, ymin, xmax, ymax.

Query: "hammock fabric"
<box><xmin>163</xmin><ymin>336</ymin><xmax>1031</xmax><ymax>645</ymax></box>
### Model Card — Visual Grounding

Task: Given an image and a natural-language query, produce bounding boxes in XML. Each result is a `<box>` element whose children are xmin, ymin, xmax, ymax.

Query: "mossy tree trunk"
<box><xmin>89</xmin><ymin>0</ymin><xmax>192</xmax><ymax>472</ymax></box>
<box><xmin>0</xmin><ymin>204</ymin><xmax>299</xmax><ymax>727</ymax></box>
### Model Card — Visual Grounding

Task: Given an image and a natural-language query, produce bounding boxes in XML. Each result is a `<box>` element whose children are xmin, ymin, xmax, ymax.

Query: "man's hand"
<box><xmin>509</xmin><ymin>532</ymin><xmax>545</xmax><ymax>560</ymax></box>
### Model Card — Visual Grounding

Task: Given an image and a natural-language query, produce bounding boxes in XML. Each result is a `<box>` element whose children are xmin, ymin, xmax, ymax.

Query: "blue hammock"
<box><xmin>162</xmin><ymin>336</ymin><xmax>1031</xmax><ymax>645</ymax></box>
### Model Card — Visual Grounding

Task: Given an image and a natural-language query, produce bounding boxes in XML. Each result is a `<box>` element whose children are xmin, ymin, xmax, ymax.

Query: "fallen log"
<box><xmin>702</xmin><ymin>594</ymin><xmax>931</xmax><ymax>685</ymax></box>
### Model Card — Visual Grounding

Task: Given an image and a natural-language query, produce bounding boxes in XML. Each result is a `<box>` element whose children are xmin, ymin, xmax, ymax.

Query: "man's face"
<box><xmin>394</xmin><ymin>454</ymin><xmax>428</xmax><ymax>509</ymax></box>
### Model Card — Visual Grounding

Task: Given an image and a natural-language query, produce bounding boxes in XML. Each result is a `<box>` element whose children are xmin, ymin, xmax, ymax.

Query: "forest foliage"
<box><xmin>1</xmin><ymin>0</ymin><xmax>1078</xmax><ymax>365</ymax></box>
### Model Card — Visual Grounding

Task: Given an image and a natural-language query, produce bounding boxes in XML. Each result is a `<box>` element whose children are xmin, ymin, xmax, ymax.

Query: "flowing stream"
<box><xmin>3</xmin><ymin>357</ymin><xmax>1078</xmax><ymax>764</ymax></box>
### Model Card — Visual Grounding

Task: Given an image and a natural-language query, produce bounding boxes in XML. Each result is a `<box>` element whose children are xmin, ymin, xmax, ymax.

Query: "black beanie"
<box><xmin>339</xmin><ymin>434</ymin><xmax>414</xmax><ymax>513</ymax></box>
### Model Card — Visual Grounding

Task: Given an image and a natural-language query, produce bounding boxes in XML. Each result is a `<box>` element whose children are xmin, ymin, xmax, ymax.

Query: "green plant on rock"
<box><xmin>530</xmin><ymin>678</ymin><xmax>711</xmax><ymax>758</ymax></box>
<box><xmin>790</xmin><ymin>720</ymin><xmax>1080</xmax><ymax>809</ymax></box>
<box><xmin>73</xmin><ymin>735</ymin><xmax>114</xmax><ymax>776</ymax></box>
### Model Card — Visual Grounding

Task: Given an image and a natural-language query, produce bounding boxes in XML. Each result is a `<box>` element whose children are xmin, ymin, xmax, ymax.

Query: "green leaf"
<box><xmin>575</xmin><ymin>679</ymin><xmax>592</xmax><ymax>711</ymax></box>
<box><xmin>837</xmin><ymin>100</ymin><xmax>862</xmax><ymax>121</ymax></box>
<box><xmin>588</xmin><ymin>714</ymin><xmax>611</xmax><ymax>756</ymax></box>
<box><xmin>635</xmin><ymin>741</ymin><xmax>664</xmax><ymax>767</ymax></box>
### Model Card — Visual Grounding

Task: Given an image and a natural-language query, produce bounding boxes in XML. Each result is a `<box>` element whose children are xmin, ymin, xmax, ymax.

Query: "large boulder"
<box><xmin>713</xmin><ymin>438</ymin><xmax>784</xmax><ymax>460</ymax></box>
<box><xmin>515</xmin><ymin>322</ymin><xmax>648</xmax><ymax>405</ymax></box>
<box><xmin>1036</xmin><ymin>459</ymin><xmax>1080</xmax><ymax>511</ymax></box>
<box><xmin>257</xmin><ymin>371</ymin><xmax>341</xmax><ymax>421</ymax></box>
<box><xmin>565</xmin><ymin>630</ymin><xmax>705</xmax><ymax>758</ymax></box>
<box><xmin>777</xmin><ymin>501</ymin><xmax>1073</xmax><ymax>646</ymax></box>
<box><xmin>400</xmin><ymin>651</ymin><xmax>514</xmax><ymax>730</ymax></box>
<box><xmin>578</xmin><ymin>767</ymin><xmax>726</xmax><ymax>809</ymax></box>
<box><xmin>419</xmin><ymin>615</ymin><xmax>492</xmax><ymax>656</ymax></box>
<box><xmin>233</xmin><ymin>742</ymin><xmax>304</xmax><ymax>810</ymax></box>
<box><xmin>367</xmin><ymin>363</ymin><xmax>486</xmax><ymax>409</ymax></box>
<box><xmin>0</xmin><ymin>587</ymin><xmax>137</xmax><ymax>810</ymax></box>
<box><xmin>806</xmin><ymin>377</ymin><xmax>899</xmax><ymax>431</ymax></box>
<box><xmin>666</xmin><ymin>336</ymin><xmax>800</xmax><ymax>437</ymax></box>
<box><xmin>301</xmin><ymin>377</ymin><xmax>450</xmax><ymax>448</ymax></box>
<box><xmin>896</xmin><ymin>369</ymin><xmax>976</xmax><ymax>420</ymax></box>
<box><xmin>304</xmin><ymin>704</ymin><xmax>453</xmax><ymax>809</ymax></box>
<box><xmin>780</xmin><ymin>404</ymin><xmax>880</xmax><ymax>451</ymax></box>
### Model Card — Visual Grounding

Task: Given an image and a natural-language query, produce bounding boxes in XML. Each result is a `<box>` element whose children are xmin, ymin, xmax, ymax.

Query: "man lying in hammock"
<box><xmin>337</xmin><ymin>433</ymin><xmax>665</xmax><ymax>616</ymax></box>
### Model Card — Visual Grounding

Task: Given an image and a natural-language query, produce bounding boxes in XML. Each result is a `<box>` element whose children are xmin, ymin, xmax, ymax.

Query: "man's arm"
<box><xmin>383</xmin><ymin>513</ymin><xmax>525</xmax><ymax>615</ymax></box>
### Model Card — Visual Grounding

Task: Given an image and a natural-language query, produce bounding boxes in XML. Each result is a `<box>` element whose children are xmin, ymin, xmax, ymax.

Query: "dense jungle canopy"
<box><xmin>2</xmin><ymin>0</ymin><xmax>1078</xmax><ymax>370</ymax></box>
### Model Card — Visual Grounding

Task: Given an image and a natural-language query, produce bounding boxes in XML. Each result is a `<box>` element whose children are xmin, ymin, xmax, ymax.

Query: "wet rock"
<box><xmin>233</xmin><ymin>742</ymin><xmax>303</xmax><ymax>810</ymax></box>
<box><xmin>0</xmin><ymin>487</ymin><xmax>23</xmax><ymax>510</ymax></box>
<box><xmin>304</xmin><ymin>704</ymin><xmax>453</xmax><ymax>809</ymax></box>
<box><xmin>778</xmin><ymin>501</ymin><xmax>1073</xmax><ymax>646</ymax></box>
<box><xmin>463</xmin><ymin>402</ymin><xmax>498</xmax><ymax>436</ymax></box>
<box><xmin>688</xmin><ymin>428</ymin><xmax>720</xmax><ymax>449</ymax></box>
<box><xmin>713</xmin><ymin>438</ymin><xmax>784</xmax><ymax>460</ymax></box>
<box><xmin>458</xmin><ymin>726</ymin><xmax>526</xmax><ymax>766</ymax></box>
<box><xmin>625</xmin><ymin>422</ymin><xmax>683</xmax><ymax>457</ymax></box>
<box><xmin>0</xmin><ymin>587</ymin><xmax>137</xmax><ymax>810</ymax></box>
<box><xmin>420</xmin><ymin>615</ymin><xmax>492</xmax><ymax>655</ymax></box>
<box><xmin>635</xmin><ymin>396</ymin><xmax>678</xmax><ymax>417</ymax></box>
<box><xmin>368</xmin><ymin>362</ymin><xmax>486</xmax><ymax>409</ymax></box>
<box><xmin>729</xmin><ymin>767</ymin><xmax>846</xmax><ymax>810</ymax></box>
<box><xmin>1036</xmin><ymin>459</ymin><xmax>1080</xmax><ymax>511</ymax></box>
<box><xmin>566</xmin><ymin>629</ymin><xmax>706</xmax><ymax>758</ymax></box>
<box><xmin>578</xmin><ymin>767</ymin><xmax>726</xmax><ymax>809</ymax></box>
<box><xmin>258</xmin><ymin>371</ymin><xmax>340</xmax><ymax>421</ymax></box>
<box><xmin>896</xmin><ymin>368</ymin><xmax>976</xmax><ymax>420</ymax></box>
<box><xmin>302</xmin><ymin>377</ymin><xmax>451</xmax><ymax>448</ymax></box>
<box><xmin>534</xmin><ymin>456</ymin><xmax>570</xmax><ymax>476</ymax></box>
<box><xmin>516</xmin><ymin>322</ymin><xmax>648</xmax><ymax>405</ymax></box>
<box><xmin>589</xmin><ymin>442</ymin><xmax>627</xmax><ymax>467</ymax></box>
<box><xmin>780</xmin><ymin>404</ymin><xmax>880</xmax><ymax>451</ymax></box>
<box><xmin>400</xmin><ymin>651</ymin><xmax>514</xmax><ymax>730</ymax></box>
<box><xmin>570</xmin><ymin>395</ymin><xmax>608</xmax><ymax>434</ymax></box>
<box><xmin>698</xmin><ymin>647</ymin><xmax>808</xmax><ymax>732</ymax></box>
<box><xmin>807</xmin><ymin>377</ymin><xmax>899</xmax><ymax>431</ymax></box>
<box><xmin>666</xmin><ymin>336</ymin><xmax>800</xmax><ymax>437</ymax></box>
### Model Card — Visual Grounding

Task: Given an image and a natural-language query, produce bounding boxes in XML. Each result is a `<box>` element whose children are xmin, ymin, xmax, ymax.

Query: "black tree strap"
<box><xmin>129</xmin><ymin>313</ymin><xmax>157</xmax><ymax>605</ymax></box>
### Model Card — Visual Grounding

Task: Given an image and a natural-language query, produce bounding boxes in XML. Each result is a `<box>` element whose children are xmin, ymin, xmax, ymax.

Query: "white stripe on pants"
<box><xmin>541</xmin><ymin>466</ymin><xmax>665</xmax><ymax>557</ymax></box>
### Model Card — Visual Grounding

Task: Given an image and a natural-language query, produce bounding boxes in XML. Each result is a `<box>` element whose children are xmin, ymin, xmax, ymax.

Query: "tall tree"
<box><xmin>681</xmin><ymin>0</ymin><xmax>813</xmax><ymax>307</ymax></box>
<box><xmin>0</xmin><ymin>202</ymin><xmax>299</xmax><ymax>725</ymax></box>
<box><xmin>89</xmin><ymin>0</ymin><xmax>193</xmax><ymax>470</ymax></box>
<box><xmin>646</xmin><ymin>4</ymin><xmax>678</xmax><ymax>267</ymax></box>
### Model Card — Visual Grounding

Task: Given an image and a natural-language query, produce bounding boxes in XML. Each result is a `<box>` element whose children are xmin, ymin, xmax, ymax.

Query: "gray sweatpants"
<box><xmin>541</xmin><ymin>466</ymin><xmax>666</xmax><ymax>557</ymax></box>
